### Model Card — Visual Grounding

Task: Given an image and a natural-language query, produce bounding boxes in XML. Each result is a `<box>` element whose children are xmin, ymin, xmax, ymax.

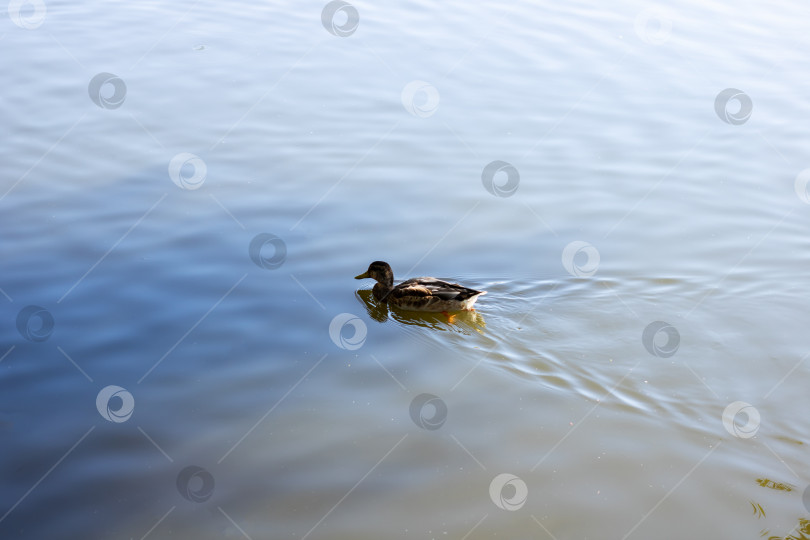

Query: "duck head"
<box><xmin>354</xmin><ymin>261</ymin><xmax>394</xmax><ymax>288</ymax></box>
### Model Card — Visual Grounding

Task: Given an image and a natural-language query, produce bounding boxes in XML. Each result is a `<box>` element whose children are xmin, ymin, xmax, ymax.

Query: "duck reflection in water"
<box><xmin>355</xmin><ymin>288</ymin><xmax>486</xmax><ymax>333</ymax></box>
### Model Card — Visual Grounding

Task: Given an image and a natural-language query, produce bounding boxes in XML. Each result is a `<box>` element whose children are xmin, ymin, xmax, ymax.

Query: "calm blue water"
<box><xmin>3</xmin><ymin>1</ymin><xmax>810</xmax><ymax>538</ymax></box>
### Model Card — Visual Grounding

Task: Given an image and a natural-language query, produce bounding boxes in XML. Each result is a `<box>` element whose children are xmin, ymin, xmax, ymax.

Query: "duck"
<box><xmin>354</xmin><ymin>261</ymin><xmax>486</xmax><ymax>312</ymax></box>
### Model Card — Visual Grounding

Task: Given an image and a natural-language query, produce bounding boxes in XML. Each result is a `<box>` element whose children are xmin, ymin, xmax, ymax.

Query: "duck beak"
<box><xmin>354</xmin><ymin>271</ymin><xmax>369</xmax><ymax>280</ymax></box>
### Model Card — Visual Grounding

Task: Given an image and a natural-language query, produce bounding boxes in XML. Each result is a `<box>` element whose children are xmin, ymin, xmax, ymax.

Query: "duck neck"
<box><xmin>371</xmin><ymin>267</ymin><xmax>394</xmax><ymax>301</ymax></box>
<box><xmin>379</xmin><ymin>268</ymin><xmax>394</xmax><ymax>289</ymax></box>
<box><xmin>372</xmin><ymin>282</ymin><xmax>392</xmax><ymax>302</ymax></box>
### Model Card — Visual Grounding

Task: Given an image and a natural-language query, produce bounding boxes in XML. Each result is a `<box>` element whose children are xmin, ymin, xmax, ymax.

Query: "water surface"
<box><xmin>2</xmin><ymin>1</ymin><xmax>810</xmax><ymax>538</ymax></box>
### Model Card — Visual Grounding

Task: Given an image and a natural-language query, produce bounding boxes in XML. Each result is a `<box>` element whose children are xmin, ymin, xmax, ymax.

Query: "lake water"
<box><xmin>3</xmin><ymin>0</ymin><xmax>810</xmax><ymax>538</ymax></box>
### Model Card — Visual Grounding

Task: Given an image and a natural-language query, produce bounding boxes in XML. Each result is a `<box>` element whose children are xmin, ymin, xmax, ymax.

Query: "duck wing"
<box><xmin>390</xmin><ymin>278</ymin><xmax>485</xmax><ymax>301</ymax></box>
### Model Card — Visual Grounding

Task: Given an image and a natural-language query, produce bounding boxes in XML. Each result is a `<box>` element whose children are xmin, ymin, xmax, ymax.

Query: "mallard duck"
<box><xmin>354</xmin><ymin>261</ymin><xmax>486</xmax><ymax>312</ymax></box>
